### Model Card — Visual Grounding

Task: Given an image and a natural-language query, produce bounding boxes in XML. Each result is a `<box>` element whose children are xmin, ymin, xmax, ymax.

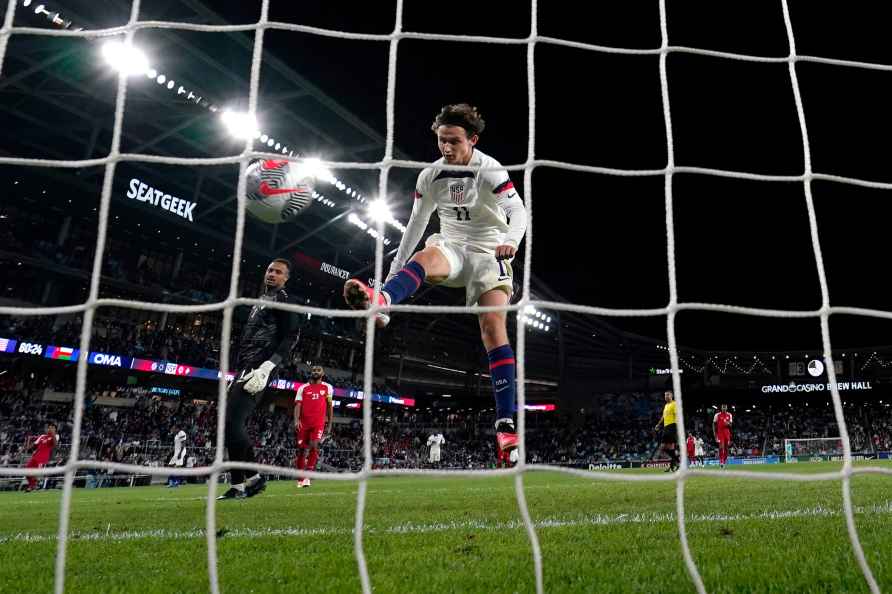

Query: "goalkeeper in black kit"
<box><xmin>217</xmin><ymin>258</ymin><xmax>299</xmax><ymax>500</ymax></box>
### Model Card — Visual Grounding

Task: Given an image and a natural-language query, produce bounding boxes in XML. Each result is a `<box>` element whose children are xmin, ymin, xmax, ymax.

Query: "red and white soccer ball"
<box><xmin>245</xmin><ymin>159</ymin><xmax>315</xmax><ymax>224</ymax></box>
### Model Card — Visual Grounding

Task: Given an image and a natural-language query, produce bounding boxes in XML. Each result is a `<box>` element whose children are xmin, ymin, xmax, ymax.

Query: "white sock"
<box><xmin>232</xmin><ymin>483</ymin><xmax>246</xmax><ymax>492</ymax></box>
<box><xmin>246</xmin><ymin>473</ymin><xmax>261</xmax><ymax>485</ymax></box>
<box><xmin>495</xmin><ymin>418</ymin><xmax>514</xmax><ymax>430</ymax></box>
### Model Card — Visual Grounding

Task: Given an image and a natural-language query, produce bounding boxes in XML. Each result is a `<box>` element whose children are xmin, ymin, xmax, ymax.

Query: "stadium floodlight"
<box><xmin>146</xmin><ymin>68</ymin><xmax>157</xmax><ymax>79</ymax></box>
<box><xmin>368</xmin><ymin>199</ymin><xmax>393</xmax><ymax>223</ymax></box>
<box><xmin>101</xmin><ymin>40</ymin><xmax>150</xmax><ymax>76</ymax></box>
<box><xmin>266</xmin><ymin>138</ymin><xmax>275</xmax><ymax>147</ymax></box>
<box><xmin>297</xmin><ymin>157</ymin><xmax>334</xmax><ymax>183</ymax></box>
<box><xmin>220</xmin><ymin>110</ymin><xmax>259</xmax><ymax>140</ymax></box>
<box><xmin>347</xmin><ymin>213</ymin><xmax>368</xmax><ymax>229</ymax></box>
<box><xmin>156</xmin><ymin>74</ymin><xmax>166</xmax><ymax>84</ymax></box>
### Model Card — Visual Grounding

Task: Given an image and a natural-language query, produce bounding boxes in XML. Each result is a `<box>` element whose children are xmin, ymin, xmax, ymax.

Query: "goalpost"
<box><xmin>0</xmin><ymin>0</ymin><xmax>890</xmax><ymax>593</ymax></box>
<box><xmin>784</xmin><ymin>437</ymin><xmax>844</xmax><ymax>463</ymax></box>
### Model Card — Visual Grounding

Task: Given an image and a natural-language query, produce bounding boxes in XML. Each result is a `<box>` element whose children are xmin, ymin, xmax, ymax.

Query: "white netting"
<box><xmin>1</xmin><ymin>0</ymin><xmax>892</xmax><ymax>592</ymax></box>
<box><xmin>784</xmin><ymin>437</ymin><xmax>845</xmax><ymax>461</ymax></box>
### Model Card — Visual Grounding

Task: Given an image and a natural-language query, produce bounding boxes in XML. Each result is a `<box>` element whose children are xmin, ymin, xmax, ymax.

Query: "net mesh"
<box><xmin>1</xmin><ymin>1</ymin><xmax>891</xmax><ymax>593</ymax></box>
<box><xmin>785</xmin><ymin>437</ymin><xmax>845</xmax><ymax>461</ymax></box>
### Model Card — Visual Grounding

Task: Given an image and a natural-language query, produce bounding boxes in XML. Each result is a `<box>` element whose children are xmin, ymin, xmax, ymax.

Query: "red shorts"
<box><xmin>296</xmin><ymin>424</ymin><xmax>325</xmax><ymax>447</ymax></box>
<box><xmin>687</xmin><ymin>446</ymin><xmax>696</xmax><ymax>459</ymax></box>
<box><xmin>26</xmin><ymin>458</ymin><xmax>47</xmax><ymax>469</ymax></box>
<box><xmin>717</xmin><ymin>432</ymin><xmax>731</xmax><ymax>446</ymax></box>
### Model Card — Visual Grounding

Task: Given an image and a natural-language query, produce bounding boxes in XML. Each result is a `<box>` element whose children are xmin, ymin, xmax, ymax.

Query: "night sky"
<box><xmin>10</xmin><ymin>1</ymin><xmax>892</xmax><ymax>353</ymax></box>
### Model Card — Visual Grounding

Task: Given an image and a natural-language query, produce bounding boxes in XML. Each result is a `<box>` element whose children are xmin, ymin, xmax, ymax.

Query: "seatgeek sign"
<box><xmin>0</xmin><ymin>335</ymin><xmax>415</xmax><ymax>408</ymax></box>
<box><xmin>126</xmin><ymin>178</ymin><xmax>197</xmax><ymax>222</ymax></box>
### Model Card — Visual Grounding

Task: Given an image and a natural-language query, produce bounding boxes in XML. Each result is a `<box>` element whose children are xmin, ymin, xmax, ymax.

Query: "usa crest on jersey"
<box><xmin>449</xmin><ymin>182</ymin><xmax>465</xmax><ymax>204</ymax></box>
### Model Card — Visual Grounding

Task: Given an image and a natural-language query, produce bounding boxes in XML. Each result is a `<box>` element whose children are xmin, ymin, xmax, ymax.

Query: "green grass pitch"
<box><xmin>1</xmin><ymin>462</ymin><xmax>890</xmax><ymax>593</ymax></box>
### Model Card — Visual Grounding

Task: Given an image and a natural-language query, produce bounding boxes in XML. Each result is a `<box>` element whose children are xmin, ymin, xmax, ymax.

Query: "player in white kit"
<box><xmin>427</xmin><ymin>432</ymin><xmax>446</xmax><ymax>464</ymax></box>
<box><xmin>343</xmin><ymin>104</ymin><xmax>527</xmax><ymax>462</ymax></box>
<box><xmin>167</xmin><ymin>425</ymin><xmax>187</xmax><ymax>487</ymax></box>
<box><xmin>694</xmin><ymin>435</ymin><xmax>705</xmax><ymax>465</ymax></box>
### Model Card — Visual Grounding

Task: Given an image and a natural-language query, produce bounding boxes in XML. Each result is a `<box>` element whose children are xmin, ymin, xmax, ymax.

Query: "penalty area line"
<box><xmin>2</xmin><ymin>502</ymin><xmax>891</xmax><ymax>544</ymax></box>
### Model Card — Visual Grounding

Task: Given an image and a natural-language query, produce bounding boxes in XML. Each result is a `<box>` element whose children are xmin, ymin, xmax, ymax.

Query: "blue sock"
<box><xmin>382</xmin><ymin>261</ymin><xmax>425</xmax><ymax>305</ymax></box>
<box><xmin>488</xmin><ymin>344</ymin><xmax>516</xmax><ymax>422</ymax></box>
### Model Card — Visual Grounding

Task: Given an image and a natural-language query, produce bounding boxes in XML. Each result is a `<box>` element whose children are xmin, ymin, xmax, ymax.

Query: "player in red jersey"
<box><xmin>686</xmin><ymin>434</ymin><xmax>696</xmax><ymax>467</ymax></box>
<box><xmin>24</xmin><ymin>422</ymin><xmax>57</xmax><ymax>492</ymax></box>
<box><xmin>293</xmin><ymin>365</ymin><xmax>333</xmax><ymax>488</ymax></box>
<box><xmin>713</xmin><ymin>404</ymin><xmax>733</xmax><ymax>469</ymax></box>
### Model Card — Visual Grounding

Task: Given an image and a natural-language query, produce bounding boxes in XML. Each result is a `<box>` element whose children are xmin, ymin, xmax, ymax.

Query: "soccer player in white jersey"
<box><xmin>167</xmin><ymin>425</ymin><xmax>187</xmax><ymax>487</ymax></box>
<box><xmin>694</xmin><ymin>435</ymin><xmax>705</xmax><ymax>465</ymax></box>
<box><xmin>343</xmin><ymin>104</ymin><xmax>527</xmax><ymax>461</ymax></box>
<box><xmin>427</xmin><ymin>432</ymin><xmax>446</xmax><ymax>465</ymax></box>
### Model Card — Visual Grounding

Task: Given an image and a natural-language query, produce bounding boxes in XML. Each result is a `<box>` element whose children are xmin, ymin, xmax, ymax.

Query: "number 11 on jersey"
<box><xmin>453</xmin><ymin>206</ymin><xmax>471</xmax><ymax>221</ymax></box>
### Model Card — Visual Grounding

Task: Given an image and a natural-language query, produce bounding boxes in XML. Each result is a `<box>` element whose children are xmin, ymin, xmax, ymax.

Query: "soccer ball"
<box><xmin>244</xmin><ymin>159</ymin><xmax>315</xmax><ymax>224</ymax></box>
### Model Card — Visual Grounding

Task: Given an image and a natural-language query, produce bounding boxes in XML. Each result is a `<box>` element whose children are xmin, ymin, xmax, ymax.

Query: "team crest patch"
<box><xmin>449</xmin><ymin>182</ymin><xmax>465</xmax><ymax>204</ymax></box>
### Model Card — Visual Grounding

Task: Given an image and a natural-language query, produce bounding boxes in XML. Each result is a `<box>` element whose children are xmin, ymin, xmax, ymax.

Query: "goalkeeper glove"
<box><xmin>242</xmin><ymin>361</ymin><xmax>275</xmax><ymax>395</ymax></box>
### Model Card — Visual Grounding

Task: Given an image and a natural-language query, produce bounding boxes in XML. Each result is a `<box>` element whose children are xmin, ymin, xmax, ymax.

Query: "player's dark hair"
<box><xmin>271</xmin><ymin>257</ymin><xmax>291</xmax><ymax>272</ymax></box>
<box><xmin>431</xmin><ymin>103</ymin><xmax>486</xmax><ymax>137</ymax></box>
<box><xmin>47</xmin><ymin>422</ymin><xmax>57</xmax><ymax>429</ymax></box>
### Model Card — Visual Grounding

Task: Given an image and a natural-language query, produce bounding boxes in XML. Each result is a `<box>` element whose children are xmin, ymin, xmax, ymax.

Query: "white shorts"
<box><xmin>429</xmin><ymin>449</ymin><xmax>441</xmax><ymax>463</ymax></box>
<box><xmin>425</xmin><ymin>234</ymin><xmax>513</xmax><ymax>306</ymax></box>
<box><xmin>168</xmin><ymin>449</ymin><xmax>186</xmax><ymax>467</ymax></box>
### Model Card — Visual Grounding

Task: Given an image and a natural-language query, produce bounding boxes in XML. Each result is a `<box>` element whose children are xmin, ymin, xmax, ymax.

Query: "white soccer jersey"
<box><xmin>174</xmin><ymin>430</ymin><xmax>187</xmax><ymax>454</ymax></box>
<box><xmin>694</xmin><ymin>438</ymin><xmax>704</xmax><ymax>456</ymax></box>
<box><xmin>169</xmin><ymin>430</ymin><xmax>187</xmax><ymax>466</ymax></box>
<box><xmin>427</xmin><ymin>433</ymin><xmax>446</xmax><ymax>452</ymax></box>
<box><xmin>389</xmin><ymin>149</ymin><xmax>527</xmax><ymax>276</ymax></box>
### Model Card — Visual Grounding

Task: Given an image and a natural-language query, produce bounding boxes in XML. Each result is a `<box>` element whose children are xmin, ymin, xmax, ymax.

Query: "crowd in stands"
<box><xmin>0</xmin><ymin>311</ymin><xmax>365</xmax><ymax>377</ymax></box>
<box><xmin>3</xmin><ymin>369</ymin><xmax>892</xmax><ymax>489</ymax></box>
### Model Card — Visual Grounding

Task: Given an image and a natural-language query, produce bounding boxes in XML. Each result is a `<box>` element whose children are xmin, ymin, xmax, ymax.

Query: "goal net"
<box><xmin>784</xmin><ymin>437</ymin><xmax>844</xmax><ymax>463</ymax></box>
<box><xmin>0</xmin><ymin>0</ymin><xmax>889</xmax><ymax>593</ymax></box>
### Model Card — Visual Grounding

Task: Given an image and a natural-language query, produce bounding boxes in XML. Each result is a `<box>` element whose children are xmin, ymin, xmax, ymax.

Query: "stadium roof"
<box><xmin>3</xmin><ymin>0</ymin><xmax>412</xmax><ymax>274</ymax></box>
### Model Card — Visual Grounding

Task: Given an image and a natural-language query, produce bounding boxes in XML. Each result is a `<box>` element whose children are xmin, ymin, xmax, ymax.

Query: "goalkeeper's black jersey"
<box><xmin>235</xmin><ymin>287</ymin><xmax>298</xmax><ymax>372</ymax></box>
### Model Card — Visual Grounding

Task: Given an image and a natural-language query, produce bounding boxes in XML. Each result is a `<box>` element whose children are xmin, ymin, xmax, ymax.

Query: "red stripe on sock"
<box><xmin>402</xmin><ymin>267</ymin><xmax>422</xmax><ymax>289</ymax></box>
<box><xmin>489</xmin><ymin>358</ymin><xmax>515</xmax><ymax>370</ymax></box>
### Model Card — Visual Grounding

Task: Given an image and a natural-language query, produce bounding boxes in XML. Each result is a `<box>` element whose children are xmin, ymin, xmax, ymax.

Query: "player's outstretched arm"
<box><xmin>493</xmin><ymin>186</ymin><xmax>528</xmax><ymax>260</ymax></box>
<box><xmin>244</xmin><ymin>297</ymin><xmax>300</xmax><ymax>395</ymax></box>
<box><xmin>386</xmin><ymin>184</ymin><xmax>436</xmax><ymax>282</ymax></box>
<box><xmin>270</xmin><ymin>300</ymin><xmax>300</xmax><ymax>368</ymax></box>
